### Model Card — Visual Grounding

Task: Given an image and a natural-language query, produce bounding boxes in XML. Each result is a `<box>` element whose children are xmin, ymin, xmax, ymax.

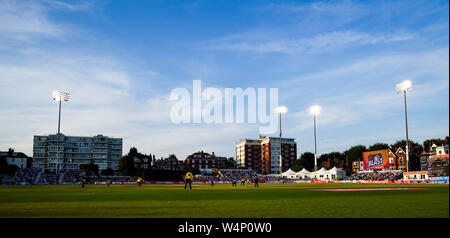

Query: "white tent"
<box><xmin>311</xmin><ymin>167</ymin><xmax>346</xmax><ymax>181</ymax></box>
<box><xmin>295</xmin><ymin>168</ymin><xmax>311</xmax><ymax>180</ymax></box>
<box><xmin>317</xmin><ymin>167</ymin><xmax>328</xmax><ymax>172</ymax></box>
<box><xmin>281</xmin><ymin>169</ymin><xmax>297</xmax><ymax>179</ymax></box>
<box><xmin>283</xmin><ymin>169</ymin><xmax>295</xmax><ymax>173</ymax></box>
<box><xmin>311</xmin><ymin>167</ymin><xmax>329</xmax><ymax>181</ymax></box>
<box><xmin>297</xmin><ymin>168</ymin><xmax>310</xmax><ymax>173</ymax></box>
<box><xmin>328</xmin><ymin>166</ymin><xmax>346</xmax><ymax>180</ymax></box>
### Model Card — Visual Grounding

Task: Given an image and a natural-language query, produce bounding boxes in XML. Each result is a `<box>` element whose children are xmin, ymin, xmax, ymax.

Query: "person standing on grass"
<box><xmin>232</xmin><ymin>179</ymin><xmax>236</xmax><ymax>187</ymax></box>
<box><xmin>137</xmin><ymin>177</ymin><xmax>143</xmax><ymax>189</ymax></box>
<box><xmin>184</xmin><ymin>171</ymin><xmax>193</xmax><ymax>191</ymax></box>
<box><xmin>107</xmin><ymin>179</ymin><xmax>111</xmax><ymax>188</ymax></box>
<box><xmin>81</xmin><ymin>177</ymin><xmax>86</xmax><ymax>188</ymax></box>
<box><xmin>254</xmin><ymin>176</ymin><xmax>259</xmax><ymax>188</ymax></box>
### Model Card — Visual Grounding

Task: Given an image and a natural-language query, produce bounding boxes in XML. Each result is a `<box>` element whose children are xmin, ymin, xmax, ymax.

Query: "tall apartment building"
<box><xmin>236</xmin><ymin>139</ymin><xmax>261</xmax><ymax>171</ymax></box>
<box><xmin>236</xmin><ymin>136</ymin><xmax>297</xmax><ymax>174</ymax></box>
<box><xmin>33</xmin><ymin>134</ymin><xmax>122</xmax><ymax>171</ymax></box>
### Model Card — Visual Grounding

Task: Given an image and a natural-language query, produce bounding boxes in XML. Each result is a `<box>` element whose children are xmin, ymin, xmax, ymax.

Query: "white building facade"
<box><xmin>33</xmin><ymin>134</ymin><xmax>122</xmax><ymax>171</ymax></box>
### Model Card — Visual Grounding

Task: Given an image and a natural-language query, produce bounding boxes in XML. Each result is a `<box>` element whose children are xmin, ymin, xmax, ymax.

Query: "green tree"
<box><xmin>4</xmin><ymin>164</ymin><xmax>19</xmax><ymax>176</ymax></box>
<box><xmin>390</xmin><ymin>140</ymin><xmax>419</xmax><ymax>150</ymax></box>
<box><xmin>101</xmin><ymin>168</ymin><xmax>114</xmax><ymax>176</ymax></box>
<box><xmin>80</xmin><ymin>161</ymin><xmax>99</xmax><ymax>176</ymax></box>
<box><xmin>219</xmin><ymin>157</ymin><xmax>237</xmax><ymax>169</ymax></box>
<box><xmin>344</xmin><ymin>145</ymin><xmax>367</xmax><ymax>175</ymax></box>
<box><xmin>291</xmin><ymin>159</ymin><xmax>304</xmax><ymax>172</ymax></box>
<box><xmin>118</xmin><ymin>147</ymin><xmax>138</xmax><ymax>176</ymax></box>
<box><xmin>168</xmin><ymin>154</ymin><xmax>177</xmax><ymax>160</ymax></box>
<box><xmin>294</xmin><ymin>152</ymin><xmax>314</xmax><ymax>171</ymax></box>
<box><xmin>227</xmin><ymin>157</ymin><xmax>236</xmax><ymax>169</ymax></box>
<box><xmin>0</xmin><ymin>157</ymin><xmax>7</xmax><ymax>173</ymax></box>
<box><xmin>423</xmin><ymin>138</ymin><xmax>444</xmax><ymax>146</ymax></box>
<box><xmin>317</xmin><ymin>152</ymin><xmax>344</xmax><ymax>168</ymax></box>
<box><xmin>368</xmin><ymin>143</ymin><xmax>389</xmax><ymax>151</ymax></box>
<box><xmin>344</xmin><ymin>145</ymin><xmax>367</xmax><ymax>164</ymax></box>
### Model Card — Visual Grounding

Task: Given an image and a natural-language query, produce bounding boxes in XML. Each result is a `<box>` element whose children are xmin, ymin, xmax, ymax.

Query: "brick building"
<box><xmin>133</xmin><ymin>154</ymin><xmax>154</xmax><ymax>170</ymax></box>
<box><xmin>236</xmin><ymin>136</ymin><xmax>297</xmax><ymax>174</ymax></box>
<box><xmin>152</xmin><ymin>155</ymin><xmax>184</xmax><ymax>170</ymax></box>
<box><xmin>185</xmin><ymin>151</ymin><xmax>219</xmax><ymax>173</ymax></box>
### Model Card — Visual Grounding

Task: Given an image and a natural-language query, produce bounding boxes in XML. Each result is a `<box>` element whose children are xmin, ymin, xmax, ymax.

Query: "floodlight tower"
<box><xmin>275</xmin><ymin>106</ymin><xmax>288</xmax><ymax>175</ymax></box>
<box><xmin>308</xmin><ymin>105</ymin><xmax>321</xmax><ymax>171</ymax></box>
<box><xmin>396</xmin><ymin>80</ymin><xmax>412</xmax><ymax>172</ymax></box>
<box><xmin>53</xmin><ymin>90</ymin><xmax>70</xmax><ymax>174</ymax></box>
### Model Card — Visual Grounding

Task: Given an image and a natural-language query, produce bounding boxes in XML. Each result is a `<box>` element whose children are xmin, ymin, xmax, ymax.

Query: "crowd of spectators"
<box><xmin>194</xmin><ymin>175</ymin><xmax>221</xmax><ymax>182</ymax></box>
<box><xmin>89</xmin><ymin>176</ymin><xmax>135</xmax><ymax>183</ymax></box>
<box><xmin>38</xmin><ymin>174</ymin><xmax>59</xmax><ymax>184</ymax></box>
<box><xmin>15</xmin><ymin>168</ymin><xmax>42</xmax><ymax>183</ymax></box>
<box><xmin>219</xmin><ymin>169</ymin><xmax>256</xmax><ymax>182</ymax></box>
<box><xmin>345</xmin><ymin>171</ymin><xmax>403</xmax><ymax>181</ymax></box>
<box><xmin>61</xmin><ymin>169</ymin><xmax>82</xmax><ymax>182</ymax></box>
<box><xmin>260</xmin><ymin>176</ymin><xmax>295</xmax><ymax>183</ymax></box>
<box><xmin>59</xmin><ymin>170</ymin><xmax>135</xmax><ymax>183</ymax></box>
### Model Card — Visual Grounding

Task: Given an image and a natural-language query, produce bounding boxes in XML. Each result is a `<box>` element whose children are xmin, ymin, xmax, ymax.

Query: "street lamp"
<box><xmin>396</xmin><ymin>80</ymin><xmax>412</xmax><ymax>172</ymax></box>
<box><xmin>275</xmin><ymin>106</ymin><xmax>288</xmax><ymax>174</ymax></box>
<box><xmin>308</xmin><ymin>105</ymin><xmax>321</xmax><ymax>171</ymax></box>
<box><xmin>53</xmin><ymin>90</ymin><xmax>70</xmax><ymax>174</ymax></box>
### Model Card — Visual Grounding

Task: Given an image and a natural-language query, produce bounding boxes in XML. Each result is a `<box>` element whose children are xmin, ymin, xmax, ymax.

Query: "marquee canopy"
<box><xmin>296</xmin><ymin>168</ymin><xmax>311</xmax><ymax>174</ymax></box>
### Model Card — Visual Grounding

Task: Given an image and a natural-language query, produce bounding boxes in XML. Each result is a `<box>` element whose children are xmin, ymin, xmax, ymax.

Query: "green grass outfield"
<box><xmin>0</xmin><ymin>183</ymin><xmax>448</xmax><ymax>218</ymax></box>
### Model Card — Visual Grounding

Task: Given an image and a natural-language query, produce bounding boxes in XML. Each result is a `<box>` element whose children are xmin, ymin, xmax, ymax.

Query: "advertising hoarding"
<box><xmin>363</xmin><ymin>149</ymin><xmax>390</xmax><ymax>170</ymax></box>
<box><xmin>427</xmin><ymin>154</ymin><xmax>449</xmax><ymax>177</ymax></box>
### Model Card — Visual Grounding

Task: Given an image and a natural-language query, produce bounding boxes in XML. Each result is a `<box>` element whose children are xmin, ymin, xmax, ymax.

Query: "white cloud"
<box><xmin>0</xmin><ymin>0</ymin><xmax>93</xmax><ymax>41</ymax></box>
<box><xmin>198</xmin><ymin>30</ymin><xmax>414</xmax><ymax>54</ymax></box>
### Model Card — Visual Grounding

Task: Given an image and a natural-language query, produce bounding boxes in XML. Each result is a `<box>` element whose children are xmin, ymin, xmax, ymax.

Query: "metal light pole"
<box><xmin>308</xmin><ymin>105</ymin><xmax>321</xmax><ymax>171</ymax></box>
<box><xmin>396</xmin><ymin>80</ymin><xmax>412</xmax><ymax>172</ymax></box>
<box><xmin>275</xmin><ymin>106</ymin><xmax>287</xmax><ymax>174</ymax></box>
<box><xmin>53</xmin><ymin>90</ymin><xmax>70</xmax><ymax>174</ymax></box>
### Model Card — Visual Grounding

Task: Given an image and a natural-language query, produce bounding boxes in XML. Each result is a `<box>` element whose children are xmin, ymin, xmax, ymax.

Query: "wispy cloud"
<box><xmin>198</xmin><ymin>30</ymin><xmax>414</xmax><ymax>53</ymax></box>
<box><xmin>0</xmin><ymin>0</ymin><xmax>94</xmax><ymax>42</ymax></box>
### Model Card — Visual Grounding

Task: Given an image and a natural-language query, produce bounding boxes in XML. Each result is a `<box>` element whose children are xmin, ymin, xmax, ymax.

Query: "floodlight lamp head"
<box><xmin>275</xmin><ymin>106</ymin><xmax>288</xmax><ymax>114</ymax></box>
<box><xmin>53</xmin><ymin>90</ymin><xmax>70</xmax><ymax>102</ymax></box>
<box><xmin>396</xmin><ymin>80</ymin><xmax>412</xmax><ymax>93</ymax></box>
<box><xmin>308</xmin><ymin>105</ymin><xmax>321</xmax><ymax>116</ymax></box>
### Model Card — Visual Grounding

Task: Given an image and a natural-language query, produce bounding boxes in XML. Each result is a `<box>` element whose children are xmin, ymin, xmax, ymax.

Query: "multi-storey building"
<box><xmin>185</xmin><ymin>151</ymin><xmax>221</xmax><ymax>173</ymax></box>
<box><xmin>388</xmin><ymin>149</ymin><xmax>398</xmax><ymax>170</ymax></box>
<box><xmin>236</xmin><ymin>136</ymin><xmax>297</xmax><ymax>174</ymax></box>
<box><xmin>33</xmin><ymin>134</ymin><xmax>122</xmax><ymax>171</ymax></box>
<box><xmin>394</xmin><ymin>147</ymin><xmax>408</xmax><ymax>171</ymax></box>
<box><xmin>236</xmin><ymin>139</ymin><xmax>261</xmax><ymax>171</ymax></box>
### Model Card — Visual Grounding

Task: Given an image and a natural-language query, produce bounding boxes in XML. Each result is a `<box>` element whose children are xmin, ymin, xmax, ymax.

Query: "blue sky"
<box><xmin>0</xmin><ymin>0</ymin><xmax>448</xmax><ymax>160</ymax></box>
